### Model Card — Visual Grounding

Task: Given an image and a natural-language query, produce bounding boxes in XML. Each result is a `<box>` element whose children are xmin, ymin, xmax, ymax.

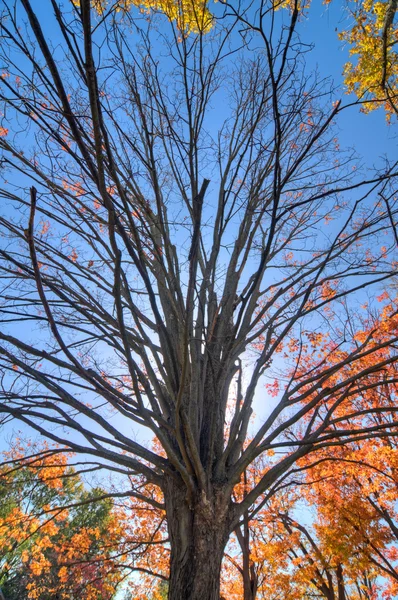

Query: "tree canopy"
<box><xmin>0</xmin><ymin>1</ymin><xmax>397</xmax><ymax>598</ymax></box>
<box><xmin>0</xmin><ymin>441</ymin><xmax>124</xmax><ymax>600</ymax></box>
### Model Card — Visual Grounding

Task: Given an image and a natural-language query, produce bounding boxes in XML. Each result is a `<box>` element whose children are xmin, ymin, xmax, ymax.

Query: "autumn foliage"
<box><xmin>4</xmin><ymin>376</ymin><xmax>398</xmax><ymax>600</ymax></box>
<box><xmin>76</xmin><ymin>0</ymin><xmax>213</xmax><ymax>32</ymax></box>
<box><xmin>0</xmin><ymin>0</ymin><xmax>397</xmax><ymax>598</ymax></box>
<box><xmin>0</xmin><ymin>439</ymin><xmax>174</xmax><ymax>600</ymax></box>
<box><xmin>0</xmin><ymin>441</ymin><xmax>127</xmax><ymax>599</ymax></box>
<box><xmin>337</xmin><ymin>0</ymin><xmax>398</xmax><ymax>118</ymax></box>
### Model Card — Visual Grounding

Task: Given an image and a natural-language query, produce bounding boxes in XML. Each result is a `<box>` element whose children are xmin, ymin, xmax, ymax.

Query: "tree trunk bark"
<box><xmin>243</xmin><ymin>563</ymin><xmax>258</xmax><ymax>600</ymax></box>
<box><xmin>236</xmin><ymin>514</ymin><xmax>258</xmax><ymax>600</ymax></box>
<box><xmin>164</xmin><ymin>480</ymin><xmax>231</xmax><ymax>600</ymax></box>
<box><xmin>336</xmin><ymin>564</ymin><xmax>346</xmax><ymax>600</ymax></box>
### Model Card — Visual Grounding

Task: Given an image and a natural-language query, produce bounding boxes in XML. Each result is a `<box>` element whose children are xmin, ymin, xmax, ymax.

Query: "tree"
<box><xmin>229</xmin><ymin>329</ymin><xmax>398</xmax><ymax>599</ymax></box>
<box><xmin>0</xmin><ymin>440</ymin><xmax>126</xmax><ymax>599</ymax></box>
<box><xmin>0</xmin><ymin>1</ymin><xmax>397</xmax><ymax>598</ymax></box>
<box><xmin>0</xmin><ymin>438</ymin><xmax>172</xmax><ymax>599</ymax></box>
<box><xmin>336</xmin><ymin>0</ymin><xmax>398</xmax><ymax>118</ymax></box>
<box><xmin>295</xmin><ymin>432</ymin><xmax>398</xmax><ymax>598</ymax></box>
<box><xmin>130</xmin><ymin>422</ymin><xmax>398</xmax><ymax>600</ymax></box>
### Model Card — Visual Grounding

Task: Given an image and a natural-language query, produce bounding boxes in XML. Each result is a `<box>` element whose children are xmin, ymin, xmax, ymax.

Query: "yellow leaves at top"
<box><xmin>275</xmin><ymin>0</ymin><xmax>311</xmax><ymax>12</ymax></box>
<box><xmin>75</xmin><ymin>0</ymin><xmax>396</xmax><ymax>115</ymax></box>
<box><xmin>339</xmin><ymin>0</ymin><xmax>398</xmax><ymax>119</ymax></box>
<box><xmin>136</xmin><ymin>0</ymin><xmax>213</xmax><ymax>33</ymax></box>
<box><xmin>75</xmin><ymin>0</ymin><xmax>214</xmax><ymax>34</ymax></box>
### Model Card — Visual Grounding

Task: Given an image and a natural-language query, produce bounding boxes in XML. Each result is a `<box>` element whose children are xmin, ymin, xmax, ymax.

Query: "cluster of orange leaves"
<box><xmin>0</xmin><ymin>439</ymin><xmax>172</xmax><ymax>600</ymax></box>
<box><xmin>0</xmin><ymin>442</ymin><xmax>124</xmax><ymax>599</ymax></box>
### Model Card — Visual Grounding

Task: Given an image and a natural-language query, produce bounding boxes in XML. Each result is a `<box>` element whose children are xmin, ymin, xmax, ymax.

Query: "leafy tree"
<box><xmin>0</xmin><ymin>441</ymin><xmax>125</xmax><ymax>600</ymax></box>
<box><xmin>131</xmin><ymin>423</ymin><xmax>398</xmax><ymax>599</ymax></box>
<box><xmin>0</xmin><ymin>1</ymin><xmax>397</xmax><ymax>598</ymax></box>
<box><xmin>279</xmin><ymin>0</ymin><xmax>398</xmax><ymax>119</ymax></box>
<box><xmin>295</xmin><ymin>436</ymin><xmax>398</xmax><ymax>598</ymax></box>
<box><xmin>224</xmin><ymin>313</ymin><xmax>398</xmax><ymax>599</ymax></box>
<box><xmin>336</xmin><ymin>0</ymin><xmax>398</xmax><ymax>118</ymax></box>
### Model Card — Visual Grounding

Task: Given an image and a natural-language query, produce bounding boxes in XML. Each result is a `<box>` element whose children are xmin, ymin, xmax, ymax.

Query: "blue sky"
<box><xmin>300</xmin><ymin>0</ymin><xmax>395</xmax><ymax>161</ymax></box>
<box><xmin>25</xmin><ymin>0</ymin><xmax>397</xmax><ymax>161</ymax></box>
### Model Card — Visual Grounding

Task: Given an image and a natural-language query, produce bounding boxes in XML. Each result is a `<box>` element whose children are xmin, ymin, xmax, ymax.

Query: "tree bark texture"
<box><xmin>164</xmin><ymin>480</ymin><xmax>231</xmax><ymax>600</ymax></box>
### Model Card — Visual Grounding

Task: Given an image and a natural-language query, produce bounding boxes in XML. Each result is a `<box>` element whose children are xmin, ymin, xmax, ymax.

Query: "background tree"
<box><xmin>133</xmin><ymin>418</ymin><xmax>398</xmax><ymax>599</ymax></box>
<box><xmin>297</xmin><ymin>435</ymin><xmax>398</xmax><ymax>598</ymax></box>
<box><xmin>0</xmin><ymin>440</ymin><xmax>127</xmax><ymax>600</ymax></box>
<box><xmin>0</xmin><ymin>1</ymin><xmax>397</xmax><ymax>598</ymax></box>
<box><xmin>337</xmin><ymin>0</ymin><xmax>398</xmax><ymax>118</ymax></box>
<box><xmin>230</xmin><ymin>335</ymin><xmax>398</xmax><ymax>600</ymax></box>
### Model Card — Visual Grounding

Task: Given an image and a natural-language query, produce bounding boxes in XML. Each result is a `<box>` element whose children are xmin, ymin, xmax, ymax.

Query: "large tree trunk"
<box><xmin>164</xmin><ymin>480</ymin><xmax>231</xmax><ymax>600</ymax></box>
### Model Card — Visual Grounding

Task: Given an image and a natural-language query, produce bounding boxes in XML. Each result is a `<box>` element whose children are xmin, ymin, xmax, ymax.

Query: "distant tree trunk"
<box><xmin>244</xmin><ymin>564</ymin><xmax>258</xmax><ymax>600</ymax></box>
<box><xmin>237</xmin><ymin>517</ymin><xmax>258</xmax><ymax>600</ymax></box>
<box><xmin>164</xmin><ymin>480</ymin><xmax>231</xmax><ymax>600</ymax></box>
<box><xmin>336</xmin><ymin>564</ymin><xmax>346</xmax><ymax>600</ymax></box>
<box><xmin>241</xmin><ymin>564</ymin><xmax>257</xmax><ymax>600</ymax></box>
<box><xmin>235</xmin><ymin>472</ymin><xmax>258</xmax><ymax>600</ymax></box>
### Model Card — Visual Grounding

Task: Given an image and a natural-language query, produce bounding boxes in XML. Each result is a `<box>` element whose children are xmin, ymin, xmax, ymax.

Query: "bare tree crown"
<box><xmin>0</xmin><ymin>0</ymin><xmax>397</xmax><ymax>533</ymax></box>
